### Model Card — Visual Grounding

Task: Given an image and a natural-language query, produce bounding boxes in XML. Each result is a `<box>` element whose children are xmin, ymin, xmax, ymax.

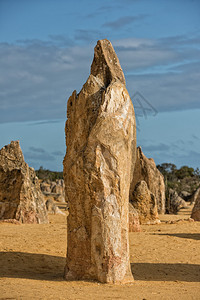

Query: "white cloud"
<box><xmin>0</xmin><ymin>41</ymin><xmax>93</xmax><ymax>123</ymax></box>
<box><xmin>113</xmin><ymin>38</ymin><xmax>154</xmax><ymax>48</ymax></box>
<box><xmin>0</xmin><ymin>34</ymin><xmax>199</xmax><ymax>123</ymax></box>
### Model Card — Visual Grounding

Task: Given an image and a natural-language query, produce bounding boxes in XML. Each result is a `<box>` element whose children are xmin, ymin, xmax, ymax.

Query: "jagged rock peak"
<box><xmin>0</xmin><ymin>140</ymin><xmax>25</xmax><ymax>169</ymax></box>
<box><xmin>91</xmin><ymin>39</ymin><xmax>125</xmax><ymax>87</ymax></box>
<box><xmin>0</xmin><ymin>141</ymin><xmax>48</xmax><ymax>224</ymax></box>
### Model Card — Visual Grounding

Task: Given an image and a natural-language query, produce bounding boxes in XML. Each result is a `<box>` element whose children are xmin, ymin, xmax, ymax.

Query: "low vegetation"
<box><xmin>157</xmin><ymin>163</ymin><xmax>200</xmax><ymax>195</ymax></box>
<box><xmin>36</xmin><ymin>166</ymin><xmax>63</xmax><ymax>181</ymax></box>
<box><xmin>36</xmin><ymin>164</ymin><xmax>200</xmax><ymax>198</ymax></box>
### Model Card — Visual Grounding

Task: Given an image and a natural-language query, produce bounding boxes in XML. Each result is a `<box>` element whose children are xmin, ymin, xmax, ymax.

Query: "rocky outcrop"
<box><xmin>130</xmin><ymin>147</ymin><xmax>165</xmax><ymax>214</ymax></box>
<box><xmin>129</xmin><ymin>203</ymin><xmax>141</xmax><ymax>232</ymax></box>
<box><xmin>191</xmin><ymin>189</ymin><xmax>200</xmax><ymax>221</ymax></box>
<box><xmin>40</xmin><ymin>182</ymin><xmax>51</xmax><ymax>193</ymax></box>
<box><xmin>63</xmin><ymin>39</ymin><xmax>136</xmax><ymax>283</ymax></box>
<box><xmin>40</xmin><ymin>179</ymin><xmax>65</xmax><ymax>203</ymax></box>
<box><xmin>166</xmin><ymin>189</ymin><xmax>188</xmax><ymax>214</ymax></box>
<box><xmin>189</xmin><ymin>187</ymin><xmax>200</xmax><ymax>205</ymax></box>
<box><xmin>45</xmin><ymin>199</ymin><xmax>65</xmax><ymax>215</ymax></box>
<box><xmin>0</xmin><ymin>141</ymin><xmax>48</xmax><ymax>224</ymax></box>
<box><xmin>130</xmin><ymin>180</ymin><xmax>160</xmax><ymax>224</ymax></box>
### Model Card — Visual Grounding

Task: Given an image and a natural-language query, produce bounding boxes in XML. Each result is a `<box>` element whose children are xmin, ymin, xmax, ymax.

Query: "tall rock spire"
<box><xmin>63</xmin><ymin>39</ymin><xmax>136</xmax><ymax>283</ymax></box>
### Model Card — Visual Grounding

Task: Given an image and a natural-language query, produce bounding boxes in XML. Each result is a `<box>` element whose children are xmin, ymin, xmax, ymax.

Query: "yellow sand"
<box><xmin>0</xmin><ymin>206</ymin><xmax>199</xmax><ymax>299</ymax></box>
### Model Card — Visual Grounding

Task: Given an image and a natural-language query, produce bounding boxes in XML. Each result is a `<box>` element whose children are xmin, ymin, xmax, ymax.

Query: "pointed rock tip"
<box><xmin>10</xmin><ymin>140</ymin><xmax>20</xmax><ymax>147</ymax></box>
<box><xmin>1</xmin><ymin>140</ymin><xmax>20</xmax><ymax>151</ymax></box>
<box><xmin>0</xmin><ymin>140</ymin><xmax>24</xmax><ymax>161</ymax></box>
<box><xmin>91</xmin><ymin>39</ymin><xmax>125</xmax><ymax>87</ymax></box>
<box><xmin>6</xmin><ymin>140</ymin><xmax>21</xmax><ymax>151</ymax></box>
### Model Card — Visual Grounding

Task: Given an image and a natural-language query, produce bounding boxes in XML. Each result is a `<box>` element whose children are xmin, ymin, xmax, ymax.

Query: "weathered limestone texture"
<box><xmin>0</xmin><ymin>141</ymin><xmax>48</xmax><ymax>224</ymax></box>
<box><xmin>190</xmin><ymin>187</ymin><xmax>200</xmax><ymax>205</ymax></box>
<box><xmin>129</xmin><ymin>203</ymin><xmax>141</xmax><ymax>232</ymax></box>
<box><xmin>130</xmin><ymin>147</ymin><xmax>165</xmax><ymax>214</ymax></box>
<box><xmin>63</xmin><ymin>39</ymin><xmax>136</xmax><ymax>283</ymax></box>
<box><xmin>166</xmin><ymin>188</ymin><xmax>188</xmax><ymax>214</ymax></box>
<box><xmin>40</xmin><ymin>179</ymin><xmax>65</xmax><ymax>203</ymax></box>
<box><xmin>191</xmin><ymin>190</ymin><xmax>200</xmax><ymax>221</ymax></box>
<box><xmin>45</xmin><ymin>199</ymin><xmax>65</xmax><ymax>215</ymax></box>
<box><xmin>130</xmin><ymin>180</ymin><xmax>160</xmax><ymax>224</ymax></box>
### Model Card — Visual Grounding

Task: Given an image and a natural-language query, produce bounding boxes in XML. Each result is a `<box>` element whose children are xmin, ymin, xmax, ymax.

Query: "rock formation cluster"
<box><xmin>0</xmin><ymin>141</ymin><xmax>48</xmax><ymax>224</ymax></box>
<box><xmin>130</xmin><ymin>147</ymin><xmax>165</xmax><ymax>214</ymax></box>
<box><xmin>40</xmin><ymin>179</ymin><xmax>65</xmax><ymax>203</ymax></box>
<box><xmin>63</xmin><ymin>39</ymin><xmax>136</xmax><ymax>283</ymax></box>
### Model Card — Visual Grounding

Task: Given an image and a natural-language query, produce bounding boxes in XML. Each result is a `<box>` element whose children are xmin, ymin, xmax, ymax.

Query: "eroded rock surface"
<box><xmin>189</xmin><ymin>187</ymin><xmax>200</xmax><ymax>205</ymax></box>
<box><xmin>40</xmin><ymin>179</ymin><xmax>65</xmax><ymax>203</ymax></box>
<box><xmin>130</xmin><ymin>180</ymin><xmax>160</xmax><ymax>224</ymax></box>
<box><xmin>166</xmin><ymin>188</ymin><xmax>188</xmax><ymax>214</ymax></box>
<box><xmin>129</xmin><ymin>203</ymin><xmax>141</xmax><ymax>232</ymax></box>
<box><xmin>191</xmin><ymin>189</ymin><xmax>200</xmax><ymax>221</ymax></box>
<box><xmin>63</xmin><ymin>39</ymin><xmax>136</xmax><ymax>283</ymax></box>
<box><xmin>45</xmin><ymin>199</ymin><xmax>65</xmax><ymax>215</ymax></box>
<box><xmin>0</xmin><ymin>141</ymin><xmax>48</xmax><ymax>224</ymax></box>
<box><xmin>130</xmin><ymin>147</ymin><xmax>165</xmax><ymax>214</ymax></box>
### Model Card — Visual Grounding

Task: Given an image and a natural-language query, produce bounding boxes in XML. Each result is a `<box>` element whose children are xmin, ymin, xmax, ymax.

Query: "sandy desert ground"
<box><xmin>0</xmin><ymin>205</ymin><xmax>199</xmax><ymax>300</ymax></box>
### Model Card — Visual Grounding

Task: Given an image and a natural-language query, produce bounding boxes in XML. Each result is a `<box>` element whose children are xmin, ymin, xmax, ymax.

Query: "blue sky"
<box><xmin>0</xmin><ymin>0</ymin><xmax>199</xmax><ymax>171</ymax></box>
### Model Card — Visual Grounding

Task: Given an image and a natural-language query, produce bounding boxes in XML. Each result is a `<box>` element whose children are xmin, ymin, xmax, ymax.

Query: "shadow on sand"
<box><xmin>152</xmin><ymin>233</ymin><xmax>200</xmax><ymax>241</ymax></box>
<box><xmin>131</xmin><ymin>263</ymin><xmax>200</xmax><ymax>282</ymax></box>
<box><xmin>0</xmin><ymin>252</ymin><xmax>65</xmax><ymax>281</ymax></box>
<box><xmin>0</xmin><ymin>252</ymin><xmax>199</xmax><ymax>282</ymax></box>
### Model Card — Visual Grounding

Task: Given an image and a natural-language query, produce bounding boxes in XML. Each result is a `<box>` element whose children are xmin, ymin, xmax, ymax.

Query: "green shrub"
<box><xmin>35</xmin><ymin>166</ymin><xmax>63</xmax><ymax>181</ymax></box>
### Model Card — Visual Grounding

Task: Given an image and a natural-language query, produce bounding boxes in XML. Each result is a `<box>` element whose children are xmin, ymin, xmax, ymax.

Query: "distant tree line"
<box><xmin>157</xmin><ymin>163</ymin><xmax>200</xmax><ymax>194</ymax></box>
<box><xmin>36</xmin><ymin>166</ymin><xmax>63</xmax><ymax>181</ymax></box>
<box><xmin>35</xmin><ymin>164</ymin><xmax>200</xmax><ymax>195</ymax></box>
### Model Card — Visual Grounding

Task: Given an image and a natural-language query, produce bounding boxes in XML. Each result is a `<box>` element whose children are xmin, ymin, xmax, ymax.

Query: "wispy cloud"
<box><xmin>24</xmin><ymin>151</ymin><xmax>55</xmax><ymax>162</ymax></box>
<box><xmin>24</xmin><ymin>145</ymin><xmax>64</xmax><ymax>163</ymax></box>
<box><xmin>52</xmin><ymin>151</ymin><xmax>64</xmax><ymax>156</ymax></box>
<box><xmin>48</xmin><ymin>35</ymin><xmax>75</xmax><ymax>47</ymax></box>
<box><xmin>74</xmin><ymin>29</ymin><xmax>102</xmax><ymax>42</ymax></box>
<box><xmin>0</xmin><ymin>33</ymin><xmax>199</xmax><ymax>123</ymax></box>
<box><xmin>140</xmin><ymin>136</ymin><xmax>200</xmax><ymax>169</ymax></box>
<box><xmin>29</xmin><ymin>146</ymin><xmax>45</xmax><ymax>153</ymax></box>
<box><xmin>103</xmin><ymin>15</ymin><xmax>147</xmax><ymax>30</ymax></box>
<box><xmin>143</xmin><ymin>143</ymin><xmax>170</xmax><ymax>152</ymax></box>
<box><xmin>172</xmin><ymin>150</ymin><xmax>200</xmax><ymax>169</ymax></box>
<box><xmin>0</xmin><ymin>41</ymin><xmax>93</xmax><ymax>123</ymax></box>
<box><xmin>192</xmin><ymin>134</ymin><xmax>200</xmax><ymax>140</ymax></box>
<box><xmin>28</xmin><ymin>120</ymin><xmax>63</xmax><ymax>126</ymax></box>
